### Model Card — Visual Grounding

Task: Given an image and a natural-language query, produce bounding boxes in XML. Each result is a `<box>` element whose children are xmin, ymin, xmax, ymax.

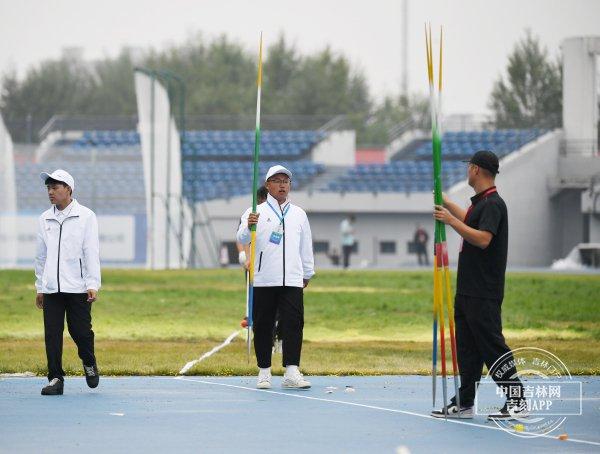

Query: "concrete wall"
<box><xmin>589</xmin><ymin>215</ymin><xmax>600</xmax><ymax>243</ymax></box>
<box><xmin>209</xmin><ymin>210</ymin><xmax>433</xmax><ymax>268</ymax></box>
<box><xmin>308</xmin><ymin>212</ymin><xmax>433</xmax><ymax>268</ymax></box>
<box><xmin>553</xmin><ymin>189</ymin><xmax>586</xmax><ymax>258</ymax></box>
<box><xmin>581</xmin><ymin>185</ymin><xmax>600</xmax><ymax>243</ymax></box>
<box><xmin>204</xmin><ymin>191</ymin><xmax>433</xmax><ymax>218</ymax></box>
<box><xmin>204</xmin><ymin>191</ymin><xmax>434</xmax><ymax>268</ymax></box>
<box><xmin>202</xmin><ymin>131</ymin><xmax>566</xmax><ymax>268</ymax></box>
<box><xmin>562</xmin><ymin>37</ymin><xmax>600</xmax><ymax>152</ymax></box>
<box><xmin>311</xmin><ymin>130</ymin><xmax>356</xmax><ymax>166</ymax></box>
<box><xmin>447</xmin><ymin>131</ymin><xmax>562</xmax><ymax>267</ymax></box>
<box><xmin>385</xmin><ymin>129</ymin><xmax>426</xmax><ymax>161</ymax></box>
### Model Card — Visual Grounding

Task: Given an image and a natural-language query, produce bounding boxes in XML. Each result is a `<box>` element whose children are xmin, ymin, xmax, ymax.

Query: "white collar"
<box><xmin>266</xmin><ymin>193</ymin><xmax>290</xmax><ymax>211</ymax></box>
<box><xmin>46</xmin><ymin>199</ymin><xmax>79</xmax><ymax>221</ymax></box>
<box><xmin>55</xmin><ymin>199</ymin><xmax>74</xmax><ymax>215</ymax></box>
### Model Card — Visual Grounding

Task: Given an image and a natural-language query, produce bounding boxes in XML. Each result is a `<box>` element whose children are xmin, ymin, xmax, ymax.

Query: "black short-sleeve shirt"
<box><xmin>456</xmin><ymin>188</ymin><xmax>508</xmax><ymax>300</ymax></box>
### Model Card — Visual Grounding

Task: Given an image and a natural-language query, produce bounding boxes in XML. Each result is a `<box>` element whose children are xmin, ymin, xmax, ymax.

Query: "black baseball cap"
<box><xmin>463</xmin><ymin>150</ymin><xmax>499</xmax><ymax>174</ymax></box>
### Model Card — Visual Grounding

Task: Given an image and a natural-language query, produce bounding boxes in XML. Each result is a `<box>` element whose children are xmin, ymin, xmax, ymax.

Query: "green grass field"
<box><xmin>1</xmin><ymin>269</ymin><xmax>599</xmax><ymax>376</ymax></box>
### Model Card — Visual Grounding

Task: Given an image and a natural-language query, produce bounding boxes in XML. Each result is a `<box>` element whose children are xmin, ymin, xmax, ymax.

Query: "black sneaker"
<box><xmin>431</xmin><ymin>404</ymin><xmax>474</xmax><ymax>419</ymax></box>
<box><xmin>41</xmin><ymin>378</ymin><xmax>64</xmax><ymax>396</ymax></box>
<box><xmin>488</xmin><ymin>400</ymin><xmax>529</xmax><ymax>420</ymax></box>
<box><xmin>83</xmin><ymin>364</ymin><xmax>99</xmax><ymax>388</ymax></box>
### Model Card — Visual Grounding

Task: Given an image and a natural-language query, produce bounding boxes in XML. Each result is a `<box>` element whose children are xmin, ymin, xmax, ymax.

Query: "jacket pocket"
<box><xmin>258</xmin><ymin>252</ymin><xmax>263</xmax><ymax>272</ymax></box>
<box><xmin>79</xmin><ymin>259</ymin><xmax>83</xmax><ymax>278</ymax></box>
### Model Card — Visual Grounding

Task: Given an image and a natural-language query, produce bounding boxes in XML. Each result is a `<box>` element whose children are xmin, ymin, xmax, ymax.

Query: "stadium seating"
<box><xmin>16</xmin><ymin>162</ymin><xmax>146</xmax><ymax>214</ymax></box>
<box><xmin>409</xmin><ymin>128</ymin><xmax>547</xmax><ymax>160</ymax></box>
<box><xmin>323</xmin><ymin>128</ymin><xmax>547</xmax><ymax>193</ymax></box>
<box><xmin>19</xmin><ymin>128</ymin><xmax>545</xmax><ymax>207</ymax></box>
<box><xmin>182</xmin><ymin>160</ymin><xmax>325</xmax><ymax>201</ymax></box>
<box><xmin>68</xmin><ymin>130</ymin><xmax>326</xmax><ymax>159</ymax></box>
<box><xmin>78</xmin><ymin>130</ymin><xmax>140</xmax><ymax>146</ymax></box>
<box><xmin>182</xmin><ymin>130</ymin><xmax>326</xmax><ymax>158</ymax></box>
<box><xmin>20</xmin><ymin>129</ymin><xmax>327</xmax><ymax>206</ymax></box>
<box><xmin>325</xmin><ymin>161</ymin><xmax>465</xmax><ymax>193</ymax></box>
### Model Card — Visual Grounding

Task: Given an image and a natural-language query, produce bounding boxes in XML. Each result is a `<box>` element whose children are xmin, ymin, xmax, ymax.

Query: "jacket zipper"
<box><xmin>79</xmin><ymin>259</ymin><xmax>83</xmax><ymax>278</ymax></box>
<box><xmin>258</xmin><ymin>252</ymin><xmax>263</xmax><ymax>272</ymax></box>
<box><xmin>282</xmin><ymin>217</ymin><xmax>286</xmax><ymax>286</ymax></box>
<box><xmin>51</xmin><ymin>215</ymin><xmax>79</xmax><ymax>293</ymax></box>
<box><xmin>57</xmin><ymin>223</ymin><xmax>63</xmax><ymax>293</ymax></box>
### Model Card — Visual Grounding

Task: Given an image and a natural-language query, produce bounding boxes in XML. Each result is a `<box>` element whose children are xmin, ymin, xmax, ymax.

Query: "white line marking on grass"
<box><xmin>176</xmin><ymin>377</ymin><xmax>600</xmax><ymax>448</ymax></box>
<box><xmin>0</xmin><ymin>372</ymin><xmax>36</xmax><ymax>377</ymax></box>
<box><xmin>178</xmin><ymin>330</ymin><xmax>241</xmax><ymax>375</ymax></box>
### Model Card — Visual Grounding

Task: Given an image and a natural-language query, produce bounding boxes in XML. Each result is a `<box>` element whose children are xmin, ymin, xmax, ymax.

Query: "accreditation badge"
<box><xmin>269</xmin><ymin>224</ymin><xmax>283</xmax><ymax>245</ymax></box>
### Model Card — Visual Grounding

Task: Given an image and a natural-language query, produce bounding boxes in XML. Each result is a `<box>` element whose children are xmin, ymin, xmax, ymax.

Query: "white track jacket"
<box><xmin>237</xmin><ymin>193</ymin><xmax>315</xmax><ymax>288</ymax></box>
<box><xmin>35</xmin><ymin>199</ymin><xmax>101</xmax><ymax>294</ymax></box>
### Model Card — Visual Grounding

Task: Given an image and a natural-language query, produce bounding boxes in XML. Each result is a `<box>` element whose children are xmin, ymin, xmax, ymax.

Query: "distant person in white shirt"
<box><xmin>340</xmin><ymin>215</ymin><xmax>356</xmax><ymax>269</ymax></box>
<box><xmin>237</xmin><ymin>165</ymin><xmax>315</xmax><ymax>390</ymax></box>
<box><xmin>34</xmin><ymin>169</ymin><xmax>101</xmax><ymax>396</ymax></box>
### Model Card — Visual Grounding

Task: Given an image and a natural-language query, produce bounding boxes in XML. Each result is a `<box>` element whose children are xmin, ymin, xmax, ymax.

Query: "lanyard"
<box><xmin>464</xmin><ymin>187</ymin><xmax>497</xmax><ymax>223</ymax></box>
<box><xmin>267</xmin><ymin>201</ymin><xmax>290</xmax><ymax>225</ymax></box>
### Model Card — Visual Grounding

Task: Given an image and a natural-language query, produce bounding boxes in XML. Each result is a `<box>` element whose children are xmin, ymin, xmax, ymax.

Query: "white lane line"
<box><xmin>176</xmin><ymin>377</ymin><xmax>600</xmax><ymax>448</ymax></box>
<box><xmin>178</xmin><ymin>330</ymin><xmax>241</xmax><ymax>375</ymax></box>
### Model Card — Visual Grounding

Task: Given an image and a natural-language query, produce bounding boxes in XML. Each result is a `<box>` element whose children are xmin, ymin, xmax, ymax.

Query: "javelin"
<box><xmin>246</xmin><ymin>33</ymin><xmax>263</xmax><ymax>363</ymax></box>
<box><xmin>427</xmin><ymin>22</ymin><xmax>448</xmax><ymax>417</ymax></box>
<box><xmin>425</xmin><ymin>24</ymin><xmax>437</xmax><ymax>408</ymax></box>
<box><xmin>430</xmin><ymin>23</ymin><xmax>448</xmax><ymax>418</ymax></box>
<box><xmin>436</xmin><ymin>26</ymin><xmax>461</xmax><ymax>416</ymax></box>
<box><xmin>426</xmin><ymin>23</ymin><xmax>460</xmax><ymax>417</ymax></box>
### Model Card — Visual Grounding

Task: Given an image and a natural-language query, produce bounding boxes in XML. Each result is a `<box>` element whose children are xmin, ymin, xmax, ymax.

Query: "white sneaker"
<box><xmin>256</xmin><ymin>370</ymin><xmax>272</xmax><ymax>389</ymax></box>
<box><xmin>431</xmin><ymin>404</ymin><xmax>474</xmax><ymax>419</ymax></box>
<box><xmin>282</xmin><ymin>370</ymin><xmax>311</xmax><ymax>389</ymax></box>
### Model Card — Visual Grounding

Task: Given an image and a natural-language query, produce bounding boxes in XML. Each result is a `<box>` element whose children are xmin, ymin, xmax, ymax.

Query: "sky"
<box><xmin>0</xmin><ymin>0</ymin><xmax>598</xmax><ymax>115</ymax></box>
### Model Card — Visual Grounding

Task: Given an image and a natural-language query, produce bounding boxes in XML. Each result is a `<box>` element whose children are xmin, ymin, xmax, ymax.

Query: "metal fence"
<box><xmin>34</xmin><ymin>114</ymin><xmax>343</xmax><ymax>142</ymax></box>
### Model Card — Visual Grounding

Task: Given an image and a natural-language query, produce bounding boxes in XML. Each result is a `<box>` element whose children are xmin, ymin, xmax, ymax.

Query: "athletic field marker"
<box><xmin>179</xmin><ymin>330</ymin><xmax>241</xmax><ymax>375</ymax></box>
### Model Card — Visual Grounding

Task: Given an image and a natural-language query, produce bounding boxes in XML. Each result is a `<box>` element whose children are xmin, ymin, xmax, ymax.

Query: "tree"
<box><xmin>89</xmin><ymin>50</ymin><xmax>137</xmax><ymax>115</ymax></box>
<box><xmin>1</xmin><ymin>56</ymin><xmax>96</xmax><ymax>140</ymax></box>
<box><xmin>262</xmin><ymin>35</ymin><xmax>300</xmax><ymax>114</ymax></box>
<box><xmin>489</xmin><ymin>31</ymin><xmax>562</xmax><ymax>129</ymax></box>
<box><xmin>0</xmin><ymin>32</ymin><xmax>416</xmax><ymax>145</ymax></box>
<box><xmin>352</xmin><ymin>94</ymin><xmax>430</xmax><ymax>146</ymax></box>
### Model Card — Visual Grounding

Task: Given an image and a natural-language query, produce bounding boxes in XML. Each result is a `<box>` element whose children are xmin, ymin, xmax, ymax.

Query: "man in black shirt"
<box><xmin>430</xmin><ymin>150</ymin><xmax>526</xmax><ymax>420</ymax></box>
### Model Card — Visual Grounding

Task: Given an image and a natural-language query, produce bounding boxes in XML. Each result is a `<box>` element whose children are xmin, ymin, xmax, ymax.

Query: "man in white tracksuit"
<box><xmin>34</xmin><ymin>169</ymin><xmax>101</xmax><ymax>396</ymax></box>
<box><xmin>237</xmin><ymin>165</ymin><xmax>315</xmax><ymax>389</ymax></box>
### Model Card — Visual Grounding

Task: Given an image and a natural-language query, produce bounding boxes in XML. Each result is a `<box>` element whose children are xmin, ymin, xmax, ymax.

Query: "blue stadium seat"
<box><xmin>324</xmin><ymin>128</ymin><xmax>544</xmax><ymax>195</ymax></box>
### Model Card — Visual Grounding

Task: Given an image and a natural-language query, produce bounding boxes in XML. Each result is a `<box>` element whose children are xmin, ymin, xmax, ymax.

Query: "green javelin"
<box><xmin>426</xmin><ymin>24</ymin><xmax>444</xmax><ymax>246</ymax></box>
<box><xmin>426</xmin><ymin>23</ymin><xmax>449</xmax><ymax>411</ymax></box>
<box><xmin>431</xmin><ymin>26</ymin><xmax>444</xmax><ymax>246</ymax></box>
<box><xmin>246</xmin><ymin>33</ymin><xmax>263</xmax><ymax>362</ymax></box>
<box><xmin>433</xmin><ymin>122</ymin><xmax>444</xmax><ymax>243</ymax></box>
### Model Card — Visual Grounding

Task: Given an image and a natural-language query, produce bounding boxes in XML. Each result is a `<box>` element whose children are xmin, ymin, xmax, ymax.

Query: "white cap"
<box><xmin>40</xmin><ymin>169</ymin><xmax>75</xmax><ymax>192</ymax></box>
<box><xmin>265</xmin><ymin>165</ymin><xmax>292</xmax><ymax>182</ymax></box>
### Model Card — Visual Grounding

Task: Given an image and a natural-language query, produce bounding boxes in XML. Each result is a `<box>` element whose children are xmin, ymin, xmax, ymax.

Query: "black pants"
<box><xmin>43</xmin><ymin>292</ymin><xmax>96</xmax><ymax>381</ymax></box>
<box><xmin>272</xmin><ymin>309</ymin><xmax>282</xmax><ymax>344</ymax></box>
<box><xmin>342</xmin><ymin>245</ymin><xmax>352</xmax><ymax>268</ymax></box>
<box><xmin>417</xmin><ymin>245</ymin><xmax>429</xmax><ymax>266</ymax></box>
<box><xmin>253</xmin><ymin>286</ymin><xmax>303</xmax><ymax>368</ymax></box>
<box><xmin>453</xmin><ymin>294</ymin><xmax>523</xmax><ymax>407</ymax></box>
